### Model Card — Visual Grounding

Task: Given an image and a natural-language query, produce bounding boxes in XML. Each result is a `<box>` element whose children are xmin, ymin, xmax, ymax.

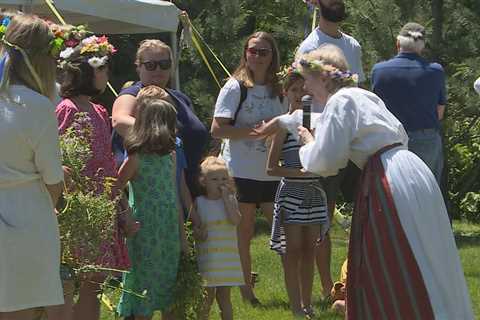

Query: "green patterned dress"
<box><xmin>117</xmin><ymin>153</ymin><xmax>180</xmax><ymax>317</ymax></box>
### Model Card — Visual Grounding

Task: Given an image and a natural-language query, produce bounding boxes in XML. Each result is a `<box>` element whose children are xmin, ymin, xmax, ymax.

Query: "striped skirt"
<box><xmin>270</xmin><ymin>178</ymin><xmax>329</xmax><ymax>255</ymax></box>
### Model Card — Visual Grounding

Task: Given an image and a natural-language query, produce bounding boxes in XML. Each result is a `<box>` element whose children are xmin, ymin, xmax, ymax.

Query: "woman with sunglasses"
<box><xmin>112</xmin><ymin>39</ymin><xmax>208</xmax><ymax>196</ymax></box>
<box><xmin>211</xmin><ymin>31</ymin><xmax>287</xmax><ymax>305</ymax></box>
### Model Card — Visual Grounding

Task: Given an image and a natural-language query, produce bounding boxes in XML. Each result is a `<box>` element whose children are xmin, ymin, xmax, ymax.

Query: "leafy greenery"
<box><xmin>58</xmin><ymin>112</ymin><xmax>119</xmax><ymax>269</ymax></box>
<box><xmin>171</xmin><ymin>224</ymin><xmax>206</xmax><ymax>319</ymax></box>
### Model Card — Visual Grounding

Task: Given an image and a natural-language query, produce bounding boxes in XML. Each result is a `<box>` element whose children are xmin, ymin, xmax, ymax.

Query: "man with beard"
<box><xmin>296</xmin><ymin>0</ymin><xmax>365</xmax><ymax>303</ymax></box>
<box><xmin>298</xmin><ymin>0</ymin><xmax>365</xmax><ymax>82</ymax></box>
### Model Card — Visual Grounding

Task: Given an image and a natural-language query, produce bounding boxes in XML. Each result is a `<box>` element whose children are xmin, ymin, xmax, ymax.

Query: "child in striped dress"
<box><xmin>267</xmin><ymin>70</ymin><xmax>329</xmax><ymax>318</ymax></box>
<box><xmin>195</xmin><ymin>157</ymin><xmax>244</xmax><ymax>320</ymax></box>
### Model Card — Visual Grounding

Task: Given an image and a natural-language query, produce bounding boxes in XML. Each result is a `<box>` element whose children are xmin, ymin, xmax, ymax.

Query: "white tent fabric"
<box><xmin>0</xmin><ymin>0</ymin><xmax>180</xmax><ymax>34</ymax></box>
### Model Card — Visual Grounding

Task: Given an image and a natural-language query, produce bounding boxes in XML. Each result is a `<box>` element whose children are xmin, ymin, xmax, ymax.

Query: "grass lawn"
<box><xmin>100</xmin><ymin>219</ymin><xmax>480</xmax><ymax>319</ymax></box>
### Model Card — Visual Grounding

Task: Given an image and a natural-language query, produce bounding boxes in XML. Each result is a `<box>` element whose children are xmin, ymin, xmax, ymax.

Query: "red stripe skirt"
<box><xmin>346</xmin><ymin>144</ymin><xmax>434</xmax><ymax>320</ymax></box>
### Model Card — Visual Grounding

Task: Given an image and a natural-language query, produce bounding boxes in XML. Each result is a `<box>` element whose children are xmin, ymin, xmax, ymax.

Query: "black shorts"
<box><xmin>234</xmin><ymin>178</ymin><xmax>279</xmax><ymax>205</ymax></box>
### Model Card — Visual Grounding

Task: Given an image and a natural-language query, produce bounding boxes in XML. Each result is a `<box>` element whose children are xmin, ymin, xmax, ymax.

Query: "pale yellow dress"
<box><xmin>0</xmin><ymin>85</ymin><xmax>64</xmax><ymax>312</ymax></box>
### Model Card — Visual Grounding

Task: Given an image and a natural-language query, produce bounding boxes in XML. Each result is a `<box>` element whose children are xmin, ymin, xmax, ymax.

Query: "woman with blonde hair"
<box><xmin>275</xmin><ymin>44</ymin><xmax>473</xmax><ymax>319</ymax></box>
<box><xmin>211</xmin><ymin>31</ymin><xmax>286</xmax><ymax>303</ymax></box>
<box><xmin>0</xmin><ymin>14</ymin><xmax>66</xmax><ymax>320</ymax></box>
<box><xmin>112</xmin><ymin>39</ymin><xmax>208</xmax><ymax>196</ymax></box>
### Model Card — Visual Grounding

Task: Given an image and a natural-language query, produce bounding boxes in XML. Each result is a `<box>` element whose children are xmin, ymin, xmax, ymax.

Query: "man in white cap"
<box><xmin>372</xmin><ymin>22</ymin><xmax>446</xmax><ymax>184</ymax></box>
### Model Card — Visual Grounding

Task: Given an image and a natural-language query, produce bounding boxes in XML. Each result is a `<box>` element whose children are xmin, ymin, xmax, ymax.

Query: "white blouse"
<box><xmin>299</xmin><ymin>87</ymin><xmax>408</xmax><ymax>177</ymax></box>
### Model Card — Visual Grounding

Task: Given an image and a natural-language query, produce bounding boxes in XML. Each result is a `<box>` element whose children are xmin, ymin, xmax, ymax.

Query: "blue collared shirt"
<box><xmin>371</xmin><ymin>52</ymin><xmax>446</xmax><ymax>132</ymax></box>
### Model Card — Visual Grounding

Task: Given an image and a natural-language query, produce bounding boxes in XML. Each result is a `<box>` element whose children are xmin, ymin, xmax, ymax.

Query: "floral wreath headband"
<box><xmin>297</xmin><ymin>58</ymin><xmax>359</xmax><ymax>84</ymax></box>
<box><xmin>58</xmin><ymin>33</ymin><xmax>117</xmax><ymax>69</ymax></box>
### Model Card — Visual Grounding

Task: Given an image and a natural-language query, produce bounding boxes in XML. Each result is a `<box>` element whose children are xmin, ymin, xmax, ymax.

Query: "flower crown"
<box><xmin>298</xmin><ymin>58</ymin><xmax>359</xmax><ymax>84</ymax></box>
<box><xmin>0</xmin><ymin>17</ymin><xmax>89</xmax><ymax>59</ymax></box>
<box><xmin>58</xmin><ymin>33</ymin><xmax>117</xmax><ymax>69</ymax></box>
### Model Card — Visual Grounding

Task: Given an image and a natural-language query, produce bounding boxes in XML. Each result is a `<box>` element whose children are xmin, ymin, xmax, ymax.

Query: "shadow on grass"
<box><xmin>254</xmin><ymin>216</ymin><xmax>272</xmax><ymax>236</ymax></box>
<box><xmin>254</xmin><ymin>298</ymin><xmax>290</xmax><ymax>310</ymax></box>
<box><xmin>454</xmin><ymin>232</ymin><xmax>480</xmax><ymax>249</ymax></box>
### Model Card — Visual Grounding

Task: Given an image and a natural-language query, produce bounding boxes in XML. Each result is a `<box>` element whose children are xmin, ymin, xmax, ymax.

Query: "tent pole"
<box><xmin>171</xmin><ymin>31</ymin><xmax>180</xmax><ymax>90</ymax></box>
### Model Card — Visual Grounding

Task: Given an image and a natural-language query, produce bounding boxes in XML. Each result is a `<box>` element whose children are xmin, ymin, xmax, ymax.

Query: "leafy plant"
<box><xmin>171</xmin><ymin>223</ymin><xmax>205</xmax><ymax>319</ymax></box>
<box><xmin>58</xmin><ymin>112</ymin><xmax>119</xmax><ymax>269</ymax></box>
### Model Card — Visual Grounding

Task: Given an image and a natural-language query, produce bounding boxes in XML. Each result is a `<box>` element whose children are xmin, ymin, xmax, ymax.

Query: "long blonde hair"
<box><xmin>232</xmin><ymin>31</ymin><xmax>281</xmax><ymax>98</ymax></box>
<box><xmin>0</xmin><ymin>14</ymin><xmax>57</xmax><ymax>101</ymax></box>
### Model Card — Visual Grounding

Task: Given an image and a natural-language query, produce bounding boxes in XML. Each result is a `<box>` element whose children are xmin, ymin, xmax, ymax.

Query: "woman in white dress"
<box><xmin>0</xmin><ymin>14</ymin><xmax>65</xmax><ymax>319</ymax></box>
<box><xmin>294</xmin><ymin>45</ymin><xmax>474</xmax><ymax>319</ymax></box>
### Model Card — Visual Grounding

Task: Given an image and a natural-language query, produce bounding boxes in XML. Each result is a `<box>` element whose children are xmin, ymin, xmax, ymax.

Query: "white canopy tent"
<box><xmin>0</xmin><ymin>0</ymin><xmax>182</xmax><ymax>88</ymax></box>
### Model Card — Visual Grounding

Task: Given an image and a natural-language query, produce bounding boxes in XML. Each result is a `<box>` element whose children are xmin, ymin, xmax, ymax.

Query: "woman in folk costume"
<box><xmin>261</xmin><ymin>44</ymin><xmax>474</xmax><ymax>319</ymax></box>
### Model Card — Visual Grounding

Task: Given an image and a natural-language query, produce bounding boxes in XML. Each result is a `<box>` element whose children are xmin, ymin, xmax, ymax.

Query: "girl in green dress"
<box><xmin>116</xmin><ymin>88</ymin><xmax>187</xmax><ymax>320</ymax></box>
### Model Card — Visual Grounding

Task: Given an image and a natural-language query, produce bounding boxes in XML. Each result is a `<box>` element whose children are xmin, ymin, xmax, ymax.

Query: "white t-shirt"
<box><xmin>299</xmin><ymin>87</ymin><xmax>408</xmax><ymax>176</ymax></box>
<box><xmin>214</xmin><ymin>78</ymin><xmax>287</xmax><ymax>181</ymax></box>
<box><xmin>297</xmin><ymin>28</ymin><xmax>365</xmax><ymax>82</ymax></box>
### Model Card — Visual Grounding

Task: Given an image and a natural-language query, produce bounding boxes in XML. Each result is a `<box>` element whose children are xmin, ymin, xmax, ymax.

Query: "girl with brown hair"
<box><xmin>116</xmin><ymin>89</ymin><xmax>187</xmax><ymax>320</ymax></box>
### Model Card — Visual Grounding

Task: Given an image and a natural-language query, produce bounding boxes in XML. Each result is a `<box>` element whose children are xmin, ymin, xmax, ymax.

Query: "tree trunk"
<box><xmin>431</xmin><ymin>0</ymin><xmax>444</xmax><ymax>60</ymax></box>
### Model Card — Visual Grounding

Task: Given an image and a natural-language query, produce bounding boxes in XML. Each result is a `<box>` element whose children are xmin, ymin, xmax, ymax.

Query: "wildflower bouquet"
<box><xmin>57</xmin><ymin>112</ymin><xmax>119</xmax><ymax>269</ymax></box>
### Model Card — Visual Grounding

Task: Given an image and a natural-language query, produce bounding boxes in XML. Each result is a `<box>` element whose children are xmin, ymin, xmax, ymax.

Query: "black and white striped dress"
<box><xmin>270</xmin><ymin>132</ymin><xmax>330</xmax><ymax>255</ymax></box>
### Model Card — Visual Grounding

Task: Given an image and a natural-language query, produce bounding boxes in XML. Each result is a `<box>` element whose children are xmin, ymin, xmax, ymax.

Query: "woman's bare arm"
<box><xmin>211</xmin><ymin>117</ymin><xmax>260</xmax><ymax>140</ymax></box>
<box><xmin>112</xmin><ymin>95</ymin><xmax>137</xmax><ymax>137</ymax></box>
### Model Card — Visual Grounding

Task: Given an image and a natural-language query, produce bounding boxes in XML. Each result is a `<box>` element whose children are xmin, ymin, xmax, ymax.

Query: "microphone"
<box><xmin>302</xmin><ymin>95</ymin><xmax>312</xmax><ymax>130</ymax></box>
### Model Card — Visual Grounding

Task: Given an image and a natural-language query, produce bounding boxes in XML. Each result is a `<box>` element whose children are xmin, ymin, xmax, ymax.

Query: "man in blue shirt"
<box><xmin>372</xmin><ymin>22</ymin><xmax>446</xmax><ymax>183</ymax></box>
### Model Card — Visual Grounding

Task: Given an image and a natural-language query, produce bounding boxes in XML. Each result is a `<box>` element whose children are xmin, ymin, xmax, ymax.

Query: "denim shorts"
<box><xmin>407</xmin><ymin>129</ymin><xmax>443</xmax><ymax>183</ymax></box>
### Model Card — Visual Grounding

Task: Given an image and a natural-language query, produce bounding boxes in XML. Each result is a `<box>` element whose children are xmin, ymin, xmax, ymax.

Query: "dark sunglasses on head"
<box><xmin>246</xmin><ymin>47</ymin><xmax>272</xmax><ymax>57</ymax></box>
<box><xmin>141</xmin><ymin>59</ymin><xmax>172</xmax><ymax>71</ymax></box>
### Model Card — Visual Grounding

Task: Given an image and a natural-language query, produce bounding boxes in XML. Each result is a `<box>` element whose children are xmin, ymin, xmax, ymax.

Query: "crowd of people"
<box><xmin>0</xmin><ymin>0</ymin><xmax>477</xmax><ymax>319</ymax></box>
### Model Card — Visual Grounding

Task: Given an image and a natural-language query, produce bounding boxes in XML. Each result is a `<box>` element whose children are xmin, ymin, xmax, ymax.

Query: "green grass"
<box><xmin>100</xmin><ymin>219</ymin><xmax>480</xmax><ymax>319</ymax></box>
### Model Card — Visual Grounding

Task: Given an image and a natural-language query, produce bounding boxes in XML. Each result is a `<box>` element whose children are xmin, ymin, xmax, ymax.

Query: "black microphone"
<box><xmin>302</xmin><ymin>95</ymin><xmax>312</xmax><ymax>131</ymax></box>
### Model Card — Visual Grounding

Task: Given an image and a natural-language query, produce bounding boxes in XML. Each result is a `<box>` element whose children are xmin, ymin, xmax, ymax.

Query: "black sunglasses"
<box><xmin>246</xmin><ymin>47</ymin><xmax>272</xmax><ymax>57</ymax></box>
<box><xmin>141</xmin><ymin>59</ymin><xmax>172</xmax><ymax>71</ymax></box>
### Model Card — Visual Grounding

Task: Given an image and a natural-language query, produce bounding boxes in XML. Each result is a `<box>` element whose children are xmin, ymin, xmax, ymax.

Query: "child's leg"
<box><xmin>73</xmin><ymin>273</ymin><xmax>105</xmax><ymax>320</ymax></box>
<box><xmin>284</xmin><ymin>224</ymin><xmax>303</xmax><ymax>314</ymax></box>
<box><xmin>299</xmin><ymin>225</ymin><xmax>321</xmax><ymax>309</ymax></box>
<box><xmin>215</xmin><ymin>287</ymin><xmax>233</xmax><ymax>320</ymax></box>
<box><xmin>198</xmin><ymin>287</ymin><xmax>216</xmax><ymax>320</ymax></box>
<box><xmin>237</xmin><ymin>203</ymin><xmax>257</xmax><ymax>300</ymax></box>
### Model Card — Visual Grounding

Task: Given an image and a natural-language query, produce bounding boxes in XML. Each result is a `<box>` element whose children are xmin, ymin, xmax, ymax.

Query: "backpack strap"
<box><xmin>231</xmin><ymin>80</ymin><xmax>248</xmax><ymax>125</ymax></box>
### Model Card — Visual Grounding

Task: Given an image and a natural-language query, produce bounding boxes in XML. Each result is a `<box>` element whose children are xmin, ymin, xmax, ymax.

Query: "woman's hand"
<box><xmin>253</xmin><ymin>117</ymin><xmax>280</xmax><ymax>139</ymax></box>
<box><xmin>298</xmin><ymin>126</ymin><xmax>314</xmax><ymax>145</ymax></box>
<box><xmin>118</xmin><ymin>206</ymin><xmax>141</xmax><ymax>238</ymax></box>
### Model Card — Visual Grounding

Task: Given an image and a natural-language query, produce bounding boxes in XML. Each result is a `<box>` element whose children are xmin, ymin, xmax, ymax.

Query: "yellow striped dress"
<box><xmin>196</xmin><ymin>196</ymin><xmax>244</xmax><ymax>287</ymax></box>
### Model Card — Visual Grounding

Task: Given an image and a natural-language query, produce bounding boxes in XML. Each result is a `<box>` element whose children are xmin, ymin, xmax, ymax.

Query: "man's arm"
<box><xmin>437</xmin><ymin>105</ymin><xmax>446</xmax><ymax>120</ymax></box>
